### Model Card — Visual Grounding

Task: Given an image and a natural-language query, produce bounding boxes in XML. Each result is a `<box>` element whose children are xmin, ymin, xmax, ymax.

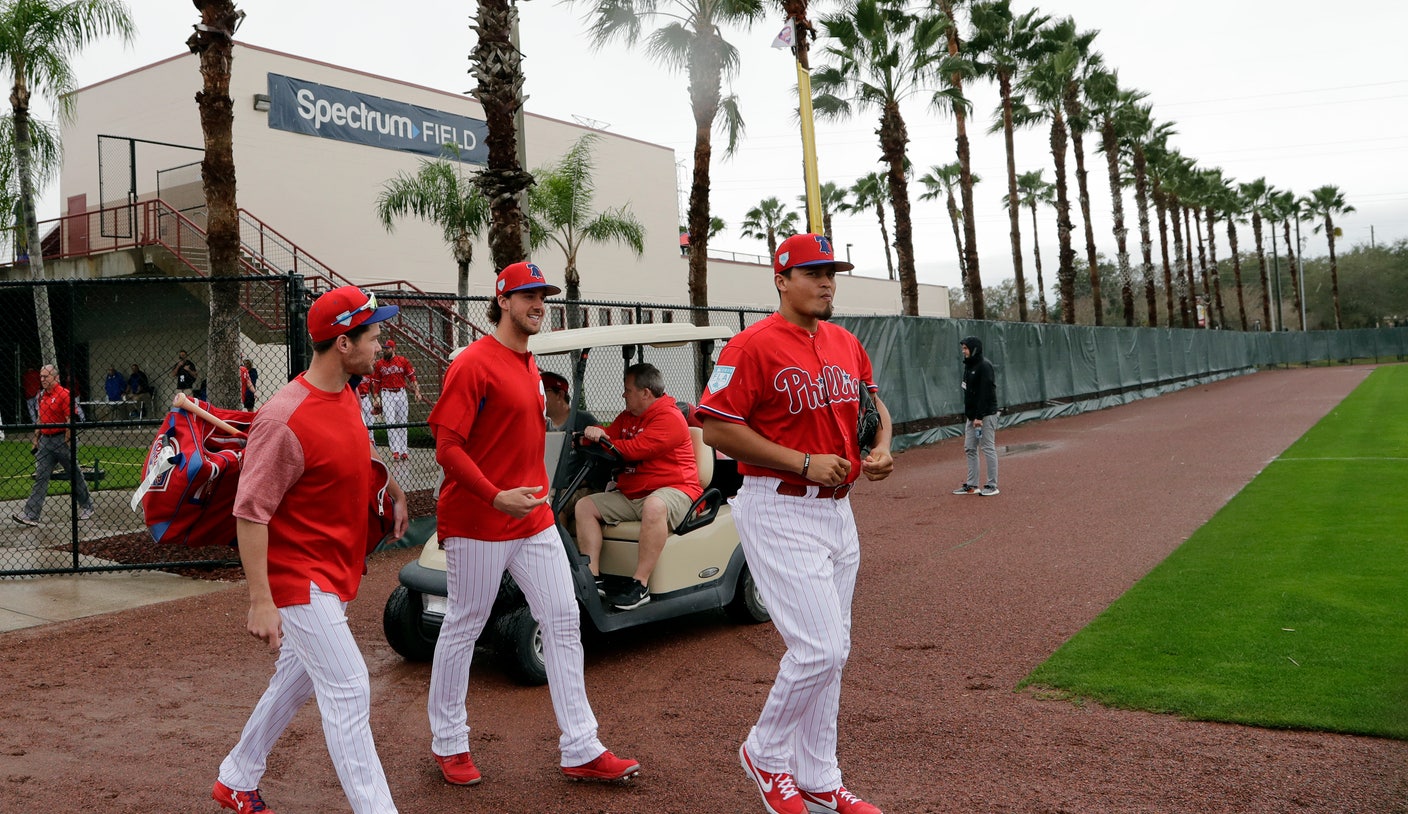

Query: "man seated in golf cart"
<box><xmin>573</xmin><ymin>363</ymin><xmax>702</xmax><ymax>610</ymax></box>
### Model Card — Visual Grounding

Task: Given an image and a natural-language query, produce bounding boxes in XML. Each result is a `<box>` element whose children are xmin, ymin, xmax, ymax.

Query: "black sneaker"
<box><xmin>594</xmin><ymin>575</ymin><xmax>607</xmax><ymax>597</ymax></box>
<box><xmin>609</xmin><ymin>580</ymin><xmax>651</xmax><ymax>611</ymax></box>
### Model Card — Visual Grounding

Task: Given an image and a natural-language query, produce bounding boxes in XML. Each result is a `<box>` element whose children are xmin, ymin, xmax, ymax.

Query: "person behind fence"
<box><xmin>373</xmin><ymin>340</ymin><xmax>420</xmax><ymax>461</ymax></box>
<box><xmin>426</xmin><ymin>261</ymin><xmax>640</xmax><ymax>787</ymax></box>
<box><xmin>355</xmin><ymin>373</ymin><xmax>377</xmax><ymax>443</ymax></box>
<box><xmin>126</xmin><ymin>363</ymin><xmax>152</xmax><ymax>417</ymax></box>
<box><xmin>239</xmin><ymin>359</ymin><xmax>257</xmax><ymax>411</ymax></box>
<box><xmin>172</xmin><ymin>350</ymin><xmax>198</xmax><ymax>398</ymax></box>
<box><xmin>952</xmin><ymin>336</ymin><xmax>999</xmax><ymax>497</ymax></box>
<box><xmin>12</xmin><ymin>365</ymin><xmax>95</xmax><ymax>527</ymax></box>
<box><xmin>214</xmin><ymin>285</ymin><xmax>408</xmax><ymax>814</ymax></box>
<box><xmin>104</xmin><ymin>366</ymin><xmax>126</xmax><ymax>402</ymax></box>
<box><xmin>572</xmin><ymin>363</ymin><xmax>702</xmax><ymax>611</ymax></box>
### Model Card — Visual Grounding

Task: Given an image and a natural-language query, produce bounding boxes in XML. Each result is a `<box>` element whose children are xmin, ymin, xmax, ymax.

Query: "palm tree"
<box><xmin>1052</xmin><ymin>23</ymin><xmax>1104</xmax><ymax>325</ymax></box>
<box><xmin>1013</xmin><ymin>168</ymin><xmax>1053</xmax><ymax>321</ymax></box>
<box><xmin>1016</xmin><ymin>22</ymin><xmax>1091</xmax><ymax>324</ymax></box>
<box><xmin>813</xmin><ymin>0</ymin><xmax>946</xmax><ymax>316</ymax></box>
<box><xmin>842</xmin><ymin>172</ymin><xmax>894</xmax><ymax>280</ymax></box>
<box><xmin>1156</xmin><ymin>149</ymin><xmax>1196</xmax><ymax>327</ymax></box>
<box><xmin>741</xmin><ymin>196</ymin><xmax>800</xmax><ymax>258</ymax></box>
<box><xmin>0</xmin><ymin>114</ymin><xmax>60</xmax><ymax>252</ymax></box>
<box><xmin>798</xmin><ymin>180</ymin><xmax>847</xmax><ymax>243</ymax></box>
<box><xmin>1268</xmin><ymin>189</ymin><xmax>1304</xmax><ymax>330</ymax></box>
<box><xmin>933</xmin><ymin>0</ymin><xmax>983</xmax><ymax>317</ymax></box>
<box><xmin>526</xmin><ymin>133</ymin><xmax>645</xmax><ymax>328</ymax></box>
<box><xmin>1302</xmin><ymin>185</ymin><xmax>1355</xmax><ymax>329</ymax></box>
<box><xmin>918</xmin><ymin>162</ymin><xmax>978</xmax><ymax>296</ymax></box>
<box><xmin>1087</xmin><ymin>68</ymin><xmax>1145</xmax><ymax>325</ymax></box>
<box><xmin>376</xmin><ymin>155</ymin><xmax>490</xmax><ymax>345</ymax></box>
<box><xmin>472</xmin><ymin>0</ymin><xmax>534</xmax><ymax>270</ymax></box>
<box><xmin>1215</xmin><ymin>178</ymin><xmax>1249</xmax><ymax>330</ymax></box>
<box><xmin>969</xmin><ymin>0</ymin><xmax>1049</xmax><ymax>323</ymax></box>
<box><xmin>189</xmin><ymin>0</ymin><xmax>244</xmax><ymax>408</ymax></box>
<box><xmin>1240</xmin><ymin>177</ymin><xmax>1273</xmax><ymax>331</ymax></box>
<box><xmin>582</xmin><ymin>0</ymin><xmax>764</xmax><ymax>329</ymax></box>
<box><xmin>1129</xmin><ymin>111</ymin><xmax>1174</xmax><ymax>326</ymax></box>
<box><xmin>0</xmin><ymin>0</ymin><xmax>133</xmax><ymax>367</ymax></box>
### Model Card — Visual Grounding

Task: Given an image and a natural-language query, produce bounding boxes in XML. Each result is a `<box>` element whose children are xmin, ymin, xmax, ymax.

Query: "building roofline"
<box><xmin>72</xmin><ymin>40</ymin><xmax>674</xmax><ymax>154</ymax></box>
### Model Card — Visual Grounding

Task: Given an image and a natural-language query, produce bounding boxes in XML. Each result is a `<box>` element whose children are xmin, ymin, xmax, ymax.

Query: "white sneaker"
<box><xmin>79</xmin><ymin>505</ymin><xmax>95</xmax><ymax>521</ymax></box>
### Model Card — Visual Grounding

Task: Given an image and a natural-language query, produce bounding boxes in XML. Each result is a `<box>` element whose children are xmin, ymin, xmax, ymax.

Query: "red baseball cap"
<box><xmin>773</xmin><ymin>233</ymin><xmax>854</xmax><ymax>274</ymax></box>
<box><xmin>541</xmin><ymin>371</ymin><xmax>569</xmax><ymax>394</ymax></box>
<box><xmin>384</xmin><ymin>339</ymin><xmax>396</xmax><ymax>349</ymax></box>
<box><xmin>496</xmin><ymin>261</ymin><xmax>562</xmax><ymax>297</ymax></box>
<box><xmin>308</xmin><ymin>286</ymin><xmax>399</xmax><ymax>342</ymax></box>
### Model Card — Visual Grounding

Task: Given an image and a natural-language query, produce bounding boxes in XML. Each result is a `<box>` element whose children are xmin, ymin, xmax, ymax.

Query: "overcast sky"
<box><xmin>37</xmin><ymin>0</ymin><xmax>1408</xmax><ymax>294</ymax></box>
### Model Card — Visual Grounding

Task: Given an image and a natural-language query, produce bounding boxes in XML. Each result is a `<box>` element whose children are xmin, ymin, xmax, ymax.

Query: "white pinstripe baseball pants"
<box><xmin>381</xmin><ymin>389</ymin><xmax>409</xmax><ymax>455</ymax></box>
<box><xmin>427</xmin><ymin>527</ymin><xmax>605</xmax><ymax>766</ymax></box>
<box><xmin>734</xmin><ymin>476</ymin><xmax>859</xmax><ymax>792</ymax></box>
<box><xmin>360</xmin><ymin>394</ymin><xmax>376</xmax><ymax>443</ymax></box>
<box><xmin>219</xmin><ymin>584</ymin><xmax>397</xmax><ymax>813</ymax></box>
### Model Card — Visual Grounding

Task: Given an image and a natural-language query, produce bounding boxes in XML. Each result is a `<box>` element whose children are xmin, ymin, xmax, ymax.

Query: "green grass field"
<box><xmin>0</xmin><ymin>441</ymin><xmax>149</xmax><ymax>501</ymax></box>
<box><xmin>1022</xmin><ymin>364</ymin><xmax>1408</xmax><ymax>739</ymax></box>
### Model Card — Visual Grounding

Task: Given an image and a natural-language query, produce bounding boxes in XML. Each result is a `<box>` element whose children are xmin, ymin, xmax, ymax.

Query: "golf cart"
<box><xmin>383</xmin><ymin>322</ymin><xmax>771</xmax><ymax>684</ymax></box>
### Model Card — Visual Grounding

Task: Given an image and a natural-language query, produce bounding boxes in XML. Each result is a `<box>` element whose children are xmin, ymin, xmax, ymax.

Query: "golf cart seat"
<box><xmin>600</xmin><ymin>427</ymin><xmax>723</xmax><ymax>542</ymax></box>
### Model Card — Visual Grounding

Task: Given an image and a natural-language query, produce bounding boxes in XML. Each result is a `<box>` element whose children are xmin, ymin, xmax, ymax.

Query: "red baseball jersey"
<box><xmin>605</xmin><ymin>395</ymin><xmax>703</xmax><ymax>501</ymax></box>
<box><xmin>429</xmin><ymin>336</ymin><xmax>554</xmax><ymax>541</ymax></box>
<box><xmin>356</xmin><ymin>375</ymin><xmax>375</xmax><ymax>397</ymax></box>
<box><xmin>697</xmin><ymin>313</ymin><xmax>877</xmax><ymax>486</ymax></box>
<box><xmin>373</xmin><ymin>355</ymin><xmax>415</xmax><ymax>390</ymax></box>
<box><xmin>233</xmin><ymin>375</ymin><xmax>372</xmax><ymax>607</ymax></box>
<box><xmin>35</xmin><ymin>384</ymin><xmax>74</xmax><ymax>434</ymax></box>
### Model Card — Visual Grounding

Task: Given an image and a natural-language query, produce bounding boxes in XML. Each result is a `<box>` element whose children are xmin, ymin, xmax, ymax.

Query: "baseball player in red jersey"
<box><xmin>214</xmin><ymin>286</ymin><xmax>409</xmax><ymax>814</ymax></box>
<box><xmin>356</xmin><ymin>374</ymin><xmax>377</xmax><ymax>443</ymax></box>
<box><xmin>697</xmin><ymin>233</ymin><xmax>894</xmax><ymax>814</ymax></box>
<box><xmin>426</xmin><ymin>262</ymin><xmax>639</xmax><ymax>786</ymax></box>
<box><xmin>372</xmin><ymin>339</ymin><xmax>420</xmax><ymax>460</ymax></box>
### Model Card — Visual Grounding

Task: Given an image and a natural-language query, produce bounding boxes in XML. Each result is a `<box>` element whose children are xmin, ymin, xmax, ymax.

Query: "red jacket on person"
<box><xmin>604</xmin><ymin>394</ymin><xmax>703</xmax><ymax>502</ymax></box>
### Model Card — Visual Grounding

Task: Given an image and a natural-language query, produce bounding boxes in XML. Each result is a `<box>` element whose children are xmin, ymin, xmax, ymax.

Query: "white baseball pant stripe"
<box><xmin>219</xmin><ymin>584</ymin><xmax>397</xmax><ymax>813</ymax></box>
<box><xmin>427</xmin><ymin>527</ymin><xmax>605</xmax><ymax>766</ymax></box>
<box><xmin>381</xmin><ymin>389</ymin><xmax>409</xmax><ymax>455</ymax></box>
<box><xmin>360</xmin><ymin>394</ymin><xmax>376</xmax><ymax>443</ymax></box>
<box><xmin>734</xmin><ymin>475</ymin><xmax>858</xmax><ymax>792</ymax></box>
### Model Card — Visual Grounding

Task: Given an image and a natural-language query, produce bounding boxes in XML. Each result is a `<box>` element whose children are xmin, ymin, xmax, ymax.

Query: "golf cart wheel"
<box><xmin>383</xmin><ymin>585</ymin><xmax>437</xmax><ymax>662</ymax></box>
<box><xmin>726</xmin><ymin>564</ymin><xmax>770</xmax><ymax>624</ymax></box>
<box><xmin>494</xmin><ymin>606</ymin><xmax>548</xmax><ymax>686</ymax></box>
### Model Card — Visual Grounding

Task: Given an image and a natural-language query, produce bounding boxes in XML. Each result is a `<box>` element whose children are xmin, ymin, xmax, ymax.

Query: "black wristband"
<box><xmin>801</xmin><ymin>452</ymin><xmax>811</xmax><ymax>477</ymax></box>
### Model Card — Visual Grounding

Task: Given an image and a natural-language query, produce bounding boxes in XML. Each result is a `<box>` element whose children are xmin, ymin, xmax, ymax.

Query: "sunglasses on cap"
<box><xmin>333</xmin><ymin>291</ymin><xmax>378</xmax><ymax>327</ymax></box>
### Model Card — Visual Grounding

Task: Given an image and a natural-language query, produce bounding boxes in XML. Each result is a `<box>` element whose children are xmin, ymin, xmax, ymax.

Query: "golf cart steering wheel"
<box><xmin>574</xmin><ymin>432</ymin><xmax>623</xmax><ymax>462</ymax></box>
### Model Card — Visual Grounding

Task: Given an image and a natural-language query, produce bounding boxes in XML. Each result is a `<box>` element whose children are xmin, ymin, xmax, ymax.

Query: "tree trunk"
<box><xmin>472</xmin><ymin>0</ymin><xmax>531</xmax><ymax>271</ymax></box>
<box><xmin>940</xmin><ymin>3</ymin><xmax>981</xmax><ymax>319</ymax></box>
<box><xmin>1192</xmin><ymin>207</ymin><xmax>1209</xmax><ymax>324</ymax></box>
<box><xmin>1028</xmin><ymin>201</ymin><xmax>1048</xmax><ymax>322</ymax></box>
<box><xmin>1205</xmin><ymin>208</ymin><xmax>1231</xmax><ymax>329</ymax></box>
<box><xmin>456</xmin><ymin>258</ymin><xmax>471</xmax><ymax>345</ymax></box>
<box><xmin>946</xmin><ymin>191</ymin><xmax>966</xmax><ymax>296</ymax></box>
<box><xmin>876</xmin><ymin>203</ymin><xmax>894</xmax><ymax>281</ymax></box>
<box><xmin>1064</xmin><ymin>87</ymin><xmax>1099</xmax><ymax>325</ymax></box>
<box><xmin>1225</xmin><ymin>218</ymin><xmax>1247</xmax><ymax>331</ymax></box>
<box><xmin>1325</xmin><ymin>214</ymin><xmax>1341</xmax><ymax>329</ymax></box>
<box><xmin>1050</xmin><ymin>113</ymin><xmax>1076</xmax><ymax>324</ymax></box>
<box><xmin>1132</xmin><ymin>146</ymin><xmax>1156</xmax><ymax>327</ymax></box>
<box><xmin>191</xmin><ymin>1</ymin><xmax>243</xmax><ymax>407</ymax></box>
<box><xmin>565</xmin><ymin>256</ymin><xmax>584</xmax><ymax>329</ymax></box>
<box><xmin>881</xmin><ymin>102</ymin><xmax>918</xmax><ymax>316</ymax></box>
<box><xmin>1169</xmin><ymin>196</ymin><xmax>1188</xmax><ymax>327</ymax></box>
<box><xmin>1182</xmin><ymin>207</ymin><xmax>1198</xmax><ymax>326</ymax></box>
<box><xmin>1252</xmin><ymin>214</ymin><xmax>1271</xmax><ymax>331</ymax></box>
<box><xmin>1284</xmin><ymin>219</ymin><xmax>1303</xmax><ymax>330</ymax></box>
<box><xmin>10</xmin><ymin>76</ymin><xmax>58</xmax><ymax>368</ymax></box>
<box><xmin>1153</xmin><ymin>182</ymin><xmax>1175</xmax><ymax>326</ymax></box>
<box><xmin>1101</xmin><ymin>120</ymin><xmax>1133</xmax><ymax>326</ymax></box>
<box><xmin>685</xmin><ymin>26</ymin><xmax>724</xmax><ymax>393</ymax></box>
<box><xmin>999</xmin><ymin>72</ymin><xmax>1026</xmax><ymax>322</ymax></box>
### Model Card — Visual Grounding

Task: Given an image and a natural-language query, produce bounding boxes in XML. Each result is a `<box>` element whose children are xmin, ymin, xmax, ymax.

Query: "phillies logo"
<box><xmin>772</xmin><ymin>365</ymin><xmax>861</xmax><ymax>414</ymax></box>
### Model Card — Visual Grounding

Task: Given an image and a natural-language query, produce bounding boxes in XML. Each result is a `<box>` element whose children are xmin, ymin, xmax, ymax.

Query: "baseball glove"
<box><xmin>856</xmin><ymin>384</ymin><xmax>881</xmax><ymax>458</ymax></box>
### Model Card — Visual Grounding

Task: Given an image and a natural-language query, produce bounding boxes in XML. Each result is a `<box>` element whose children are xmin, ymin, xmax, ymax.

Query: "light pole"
<box><xmin>845</xmin><ymin>243</ymin><xmax>853</xmax><ymax>264</ymax></box>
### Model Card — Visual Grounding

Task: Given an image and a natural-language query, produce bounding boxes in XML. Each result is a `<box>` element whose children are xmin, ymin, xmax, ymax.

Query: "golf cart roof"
<box><xmin>450</xmin><ymin>323</ymin><xmax>735</xmax><ymax>360</ymax></box>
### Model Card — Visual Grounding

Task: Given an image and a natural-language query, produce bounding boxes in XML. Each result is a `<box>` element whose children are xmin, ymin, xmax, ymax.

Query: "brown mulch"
<box><xmin>5</xmin><ymin>366</ymin><xmax>1406</xmax><ymax>814</ymax></box>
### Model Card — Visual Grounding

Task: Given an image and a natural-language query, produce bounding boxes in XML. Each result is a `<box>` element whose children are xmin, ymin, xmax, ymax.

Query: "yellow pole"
<box><xmin>795</xmin><ymin>54</ymin><xmax>824</xmax><ymax>235</ymax></box>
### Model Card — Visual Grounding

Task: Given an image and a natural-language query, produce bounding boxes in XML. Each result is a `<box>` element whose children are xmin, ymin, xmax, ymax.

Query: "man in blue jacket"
<box><xmin>953</xmin><ymin>336</ymin><xmax>999</xmax><ymax>496</ymax></box>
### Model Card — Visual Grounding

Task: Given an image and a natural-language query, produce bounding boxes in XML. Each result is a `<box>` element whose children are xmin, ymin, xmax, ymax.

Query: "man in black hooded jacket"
<box><xmin>953</xmin><ymin>336</ymin><xmax>999</xmax><ymax>496</ymax></box>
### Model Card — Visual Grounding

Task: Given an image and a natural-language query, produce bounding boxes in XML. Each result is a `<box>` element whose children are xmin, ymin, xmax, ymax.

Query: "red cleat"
<box><xmin>561</xmin><ymin>749</ymin><xmax>641</xmax><ymax>782</ymax></box>
<box><xmin>212</xmin><ymin>780</ymin><xmax>275</xmax><ymax>813</ymax></box>
<box><xmin>800</xmin><ymin>785</ymin><xmax>883</xmax><ymax>814</ymax></box>
<box><xmin>434</xmin><ymin>751</ymin><xmax>483</xmax><ymax>785</ymax></box>
<box><xmin>739</xmin><ymin>744</ymin><xmax>805</xmax><ymax>814</ymax></box>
